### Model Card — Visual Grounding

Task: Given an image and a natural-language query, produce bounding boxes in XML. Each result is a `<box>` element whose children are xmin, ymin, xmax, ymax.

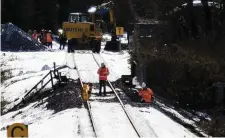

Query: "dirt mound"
<box><xmin>1</xmin><ymin>23</ymin><xmax>46</xmax><ymax>51</ymax></box>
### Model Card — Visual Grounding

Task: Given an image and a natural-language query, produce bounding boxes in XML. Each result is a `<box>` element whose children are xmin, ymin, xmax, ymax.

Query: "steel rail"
<box><xmin>72</xmin><ymin>52</ymin><xmax>98</xmax><ymax>138</ymax></box>
<box><xmin>92</xmin><ymin>52</ymin><xmax>141</xmax><ymax>138</ymax></box>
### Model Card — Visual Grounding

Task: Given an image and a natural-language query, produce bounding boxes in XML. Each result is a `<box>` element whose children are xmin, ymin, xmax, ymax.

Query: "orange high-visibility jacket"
<box><xmin>42</xmin><ymin>32</ymin><xmax>47</xmax><ymax>43</ymax></box>
<box><xmin>138</xmin><ymin>88</ymin><xmax>153</xmax><ymax>103</ymax></box>
<box><xmin>46</xmin><ymin>33</ymin><xmax>52</xmax><ymax>42</ymax></box>
<box><xmin>97</xmin><ymin>67</ymin><xmax>109</xmax><ymax>80</ymax></box>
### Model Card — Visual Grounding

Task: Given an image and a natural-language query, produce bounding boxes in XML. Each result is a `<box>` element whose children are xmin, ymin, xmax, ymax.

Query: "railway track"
<box><xmin>71</xmin><ymin>50</ymin><xmax>158</xmax><ymax>137</ymax></box>
<box><xmin>91</xmin><ymin>52</ymin><xmax>142</xmax><ymax>137</ymax></box>
<box><xmin>92</xmin><ymin>52</ymin><xmax>158</xmax><ymax>137</ymax></box>
<box><xmin>71</xmin><ymin>51</ymin><xmax>140</xmax><ymax>137</ymax></box>
<box><xmin>71</xmin><ymin>53</ymin><xmax>98</xmax><ymax>137</ymax></box>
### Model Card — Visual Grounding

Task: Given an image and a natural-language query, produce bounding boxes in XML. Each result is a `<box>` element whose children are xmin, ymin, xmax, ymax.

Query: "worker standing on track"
<box><xmin>97</xmin><ymin>63</ymin><xmax>109</xmax><ymax>96</ymax></box>
<box><xmin>47</xmin><ymin>30</ymin><xmax>53</xmax><ymax>48</ymax></box>
<box><xmin>138</xmin><ymin>82</ymin><xmax>154</xmax><ymax>103</ymax></box>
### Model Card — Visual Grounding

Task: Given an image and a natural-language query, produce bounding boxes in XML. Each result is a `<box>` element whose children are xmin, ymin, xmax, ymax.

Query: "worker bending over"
<box><xmin>97</xmin><ymin>63</ymin><xmax>109</xmax><ymax>96</ymax></box>
<box><xmin>138</xmin><ymin>82</ymin><xmax>154</xmax><ymax>103</ymax></box>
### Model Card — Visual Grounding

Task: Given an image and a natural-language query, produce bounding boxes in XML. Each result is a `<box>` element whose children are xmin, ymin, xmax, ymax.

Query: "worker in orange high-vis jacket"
<box><xmin>46</xmin><ymin>30</ymin><xmax>53</xmax><ymax>48</ymax></box>
<box><xmin>97</xmin><ymin>63</ymin><xmax>109</xmax><ymax>96</ymax></box>
<box><xmin>138</xmin><ymin>82</ymin><xmax>154</xmax><ymax>103</ymax></box>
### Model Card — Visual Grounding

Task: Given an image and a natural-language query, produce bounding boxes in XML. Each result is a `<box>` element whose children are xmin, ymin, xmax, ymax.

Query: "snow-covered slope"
<box><xmin>0</xmin><ymin>99</ymin><xmax>95</xmax><ymax>137</ymax></box>
<box><xmin>1</xmin><ymin>42</ymin><xmax>198</xmax><ymax>137</ymax></box>
<box><xmin>0</xmin><ymin>47</ymin><xmax>95</xmax><ymax>137</ymax></box>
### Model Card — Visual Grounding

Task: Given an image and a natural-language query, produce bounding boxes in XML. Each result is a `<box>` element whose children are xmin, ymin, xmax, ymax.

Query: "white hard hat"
<box><xmin>58</xmin><ymin>29</ymin><xmax>63</xmax><ymax>34</ymax></box>
<box><xmin>142</xmin><ymin>82</ymin><xmax>146</xmax><ymax>88</ymax></box>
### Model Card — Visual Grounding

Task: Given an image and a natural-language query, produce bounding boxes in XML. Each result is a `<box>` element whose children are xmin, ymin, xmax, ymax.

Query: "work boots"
<box><xmin>99</xmin><ymin>92</ymin><xmax>106</xmax><ymax>96</ymax></box>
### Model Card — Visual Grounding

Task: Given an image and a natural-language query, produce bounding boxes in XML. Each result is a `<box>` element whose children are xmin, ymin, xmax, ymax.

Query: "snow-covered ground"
<box><xmin>0</xmin><ymin>99</ymin><xmax>95</xmax><ymax>137</ymax></box>
<box><xmin>126</xmin><ymin>105</ymin><xmax>196</xmax><ymax>137</ymax></box>
<box><xmin>1</xmin><ymin>45</ymin><xmax>67</xmax><ymax>105</ymax></box>
<box><xmin>1</xmin><ymin>42</ymin><xmax>96</xmax><ymax>137</ymax></box>
<box><xmin>1</xmin><ymin>40</ymin><xmax>199</xmax><ymax>137</ymax></box>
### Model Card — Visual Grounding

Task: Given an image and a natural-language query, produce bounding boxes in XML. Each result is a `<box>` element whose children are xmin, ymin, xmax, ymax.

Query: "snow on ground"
<box><xmin>89</xmin><ymin>88</ymin><xmax>140</xmax><ymax>138</ymax></box>
<box><xmin>73</xmin><ymin>51</ymin><xmax>99</xmax><ymax>83</ymax></box>
<box><xmin>100</xmin><ymin>50</ymin><xmax>131</xmax><ymax>80</ymax></box>
<box><xmin>91</xmin><ymin>90</ymin><xmax>157</xmax><ymax>137</ymax></box>
<box><xmin>0</xmin><ymin>100</ymin><xmax>95</xmax><ymax>138</ymax></box>
<box><xmin>126</xmin><ymin>105</ymin><xmax>197</xmax><ymax>137</ymax></box>
<box><xmin>1</xmin><ymin>50</ymin><xmax>67</xmax><ymax>103</ymax></box>
<box><xmin>1</xmin><ymin>41</ymin><xmax>70</xmax><ymax>104</ymax></box>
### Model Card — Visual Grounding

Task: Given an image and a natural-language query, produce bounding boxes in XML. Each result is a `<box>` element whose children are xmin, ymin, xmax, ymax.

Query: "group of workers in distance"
<box><xmin>28</xmin><ymin>29</ymin><xmax>53</xmax><ymax>49</ymax></box>
<box><xmin>96</xmin><ymin>63</ymin><xmax>154</xmax><ymax>103</ymax></box>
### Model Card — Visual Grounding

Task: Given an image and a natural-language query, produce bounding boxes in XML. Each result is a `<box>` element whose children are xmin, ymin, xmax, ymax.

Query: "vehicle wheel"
<box><xmin>90</xmin><ymin>39</ymin><xmax>95</xmax><ymax>53</ymax></box>
<box><xmin>96</xmin><ymin>40</ymin><xmax>101</xmax><ymax>53</ymax></box>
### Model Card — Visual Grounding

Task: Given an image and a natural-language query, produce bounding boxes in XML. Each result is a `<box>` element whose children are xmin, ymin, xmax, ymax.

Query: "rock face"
<box><xmin>1</xmin><ymin>23</ymin><xmax>46</xmax><ymax>51</ymax></box>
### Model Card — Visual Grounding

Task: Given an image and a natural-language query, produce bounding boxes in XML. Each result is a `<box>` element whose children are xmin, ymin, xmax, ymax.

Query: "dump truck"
<box><xmin>62</xmin><ymin>12</ymin><xmax>102</xmax><ymax>53</ymax></box>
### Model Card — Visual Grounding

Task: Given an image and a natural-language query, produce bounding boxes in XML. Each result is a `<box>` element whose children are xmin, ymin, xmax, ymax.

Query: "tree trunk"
<box><xmin>187</xmin><ymin>0</ymin><xmax>198</xmax><ymax>39</ymax></box>
<box><xmin>201</xmin><ymin>0</ymin><xmax>212</xmax><ymax>34</ymax></box>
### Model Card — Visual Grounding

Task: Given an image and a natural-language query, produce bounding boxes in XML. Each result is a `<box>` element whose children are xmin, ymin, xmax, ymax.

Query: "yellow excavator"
<box><xmin>94</xmin><ymin>1</ymin><xmax>124</xmax><ymax>52</ymax></box>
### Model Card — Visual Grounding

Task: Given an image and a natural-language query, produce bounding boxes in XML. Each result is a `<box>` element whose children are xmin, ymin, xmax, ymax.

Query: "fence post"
<box><xmin>50</xmin><ymin>71</ymin><xmax>54</xmax><ymax>90</ymax></box>
<box><xmin>53</xmin><ymin>62</ymin><xmax>56</xmax><ymax>77</ymax></box>
<box><xmin>41</xmin><ymin>80</ymin><xmax>43</xmax><ymax>87</ymax></box>
<box><xmin>58</xmin><ymin>71</ymin><xmax>61</xmax><ymax>83</ymax></box>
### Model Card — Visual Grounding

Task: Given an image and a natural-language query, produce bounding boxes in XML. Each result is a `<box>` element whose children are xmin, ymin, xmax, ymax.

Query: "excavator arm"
<box><xmin>89</xmin><ymin>1</ymin><xmax>124</xmax><ymax>52</ymax></box>
<box><xmin>95</xmin><ymin>1</ymin><xmax>116</xmax><ymax>34</ymax></box>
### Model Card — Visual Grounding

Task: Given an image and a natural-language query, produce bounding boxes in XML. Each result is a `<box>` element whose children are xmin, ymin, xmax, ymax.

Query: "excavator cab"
<box><xmin>95</xmin><ymin>20</ymin><xmax>107</xmax><ymax>33</ymax></box>
<box><xmin>68</xmin><ymin>13</ymin><xmax>88</xmax><ymax>23</ymax></box>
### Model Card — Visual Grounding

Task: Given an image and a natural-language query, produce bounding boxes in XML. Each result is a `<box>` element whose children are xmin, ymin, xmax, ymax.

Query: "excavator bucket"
<box><xmin>104</xmin><ymin>40</ymin><xmax>121</xmax><ymax>52</ymax></box>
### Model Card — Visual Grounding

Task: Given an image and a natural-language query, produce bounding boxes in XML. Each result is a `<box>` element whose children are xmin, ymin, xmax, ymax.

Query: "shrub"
<box><xmin>141</xmin><ymin>45</ymin><xmax>225</xmax><ymax>109</ymax></box>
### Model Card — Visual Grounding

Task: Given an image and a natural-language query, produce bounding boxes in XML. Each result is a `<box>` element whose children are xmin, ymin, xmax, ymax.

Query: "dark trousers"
<box><xmin>47</xmin><ymin>42</ymin><xmax>52</xmax><ymax>48</ymax></box>
<box><xmin>60</xmin><ymin>41</ymin><xmax>65</xmax><ymax>50</ymax></box>
<box><xmin>99</xmin><ymin>80</ymin><xmax>106</xmax><ymax>95</ymax></box>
